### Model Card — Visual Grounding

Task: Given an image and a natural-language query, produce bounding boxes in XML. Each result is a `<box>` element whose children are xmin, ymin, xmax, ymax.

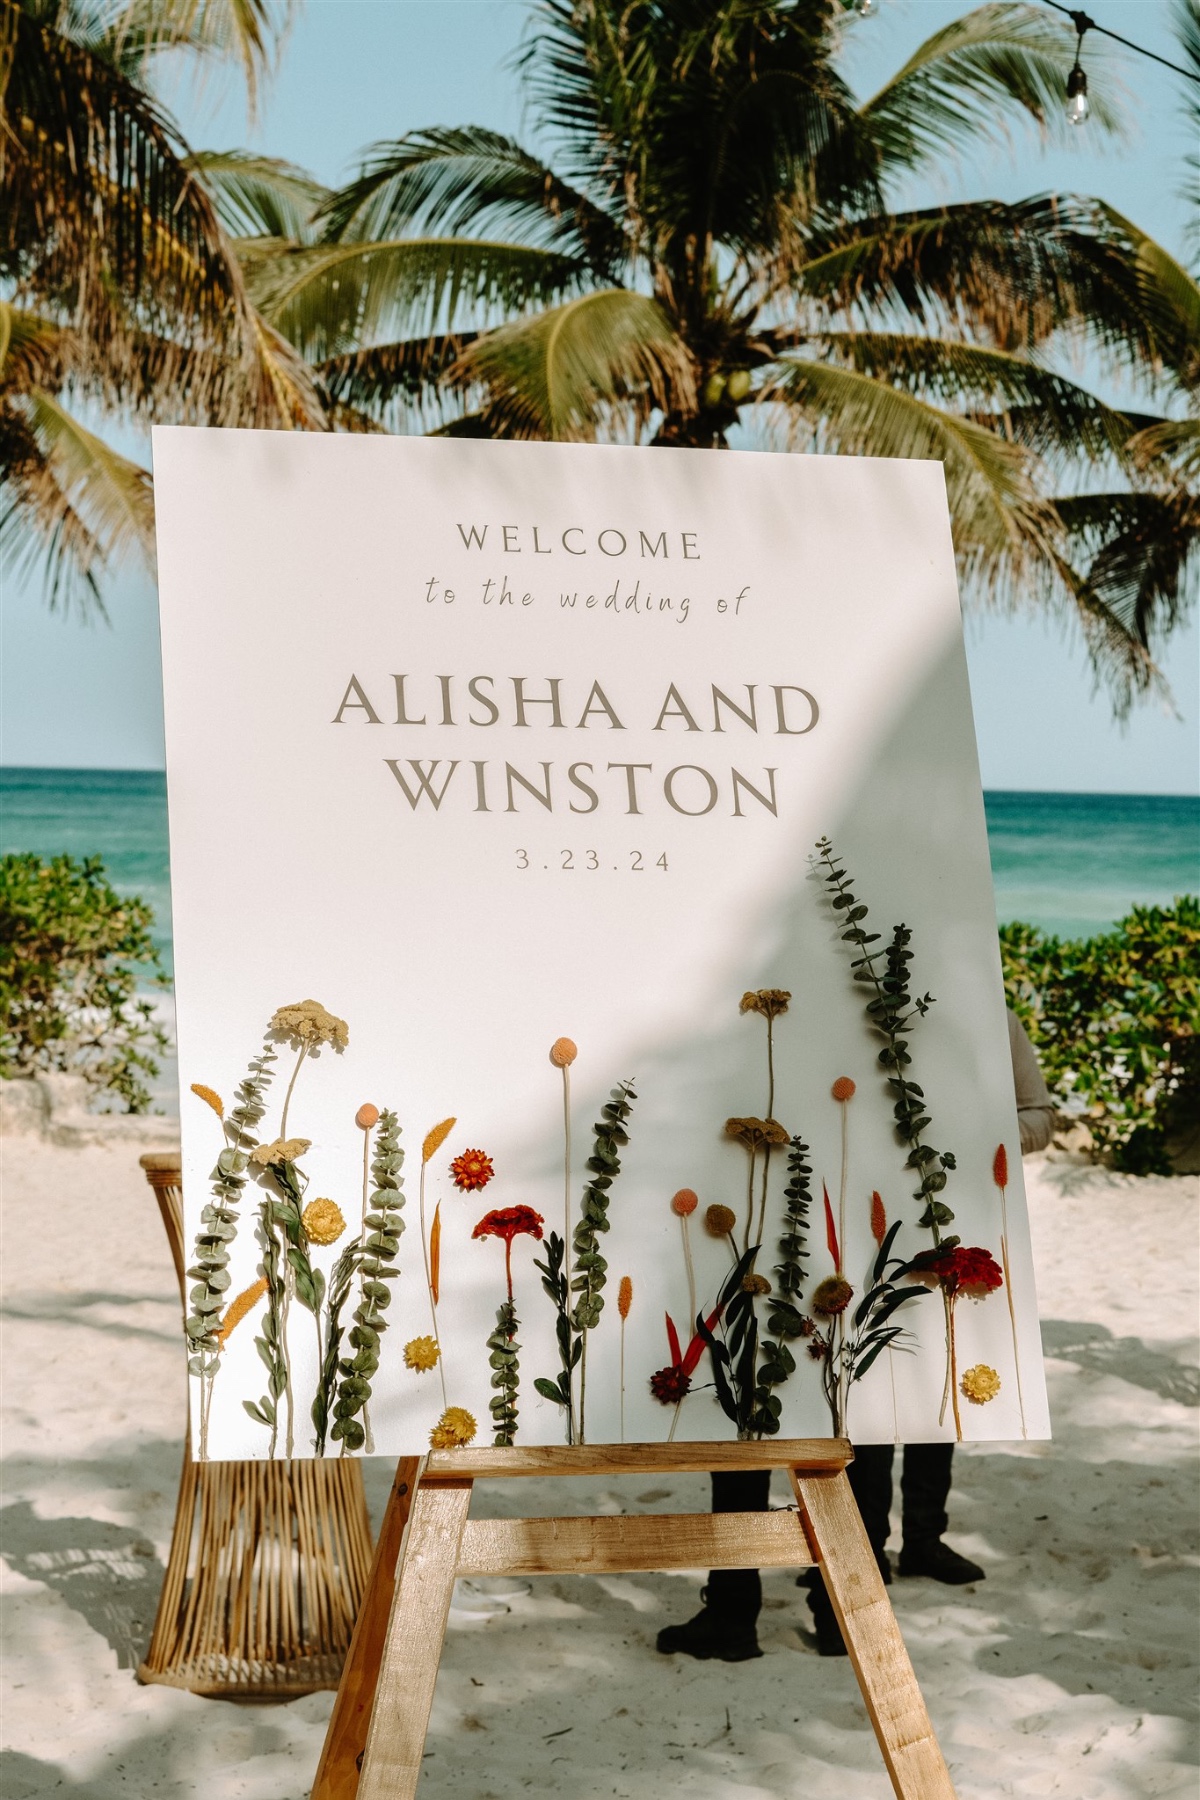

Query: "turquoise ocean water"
<box><xmin>3</xmin><ymin>769</ymin><xmax>1197</xmax><ymax>947</ymax></box>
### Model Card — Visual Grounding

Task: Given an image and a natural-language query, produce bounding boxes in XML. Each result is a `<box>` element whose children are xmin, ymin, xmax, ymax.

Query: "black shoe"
<box><xmin>814</xmin><ymin>1616</ymin><xmax>848</xmax><ymax>1658</ymax></box>
<box><xmin>898</xmin><ymin>1540</ymin><xmax>985</xmax><ymax>1584</ymax></box>
<box><xmin>655</xmin><ymin>1607</ymin><xmax>762</xmax><ymax>1661</ymax></box>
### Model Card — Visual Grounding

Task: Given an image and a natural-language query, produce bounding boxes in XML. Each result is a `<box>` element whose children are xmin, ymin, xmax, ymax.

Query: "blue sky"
<box><xmin>1</xmin><ymin>0</ymin><xmax>1196</xmax><ymax>792</ymax></box>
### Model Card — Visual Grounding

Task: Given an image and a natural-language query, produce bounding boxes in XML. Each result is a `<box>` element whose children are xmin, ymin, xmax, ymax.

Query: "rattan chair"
<box><xmin>138</xmin><ymin>1151</ymin><xmax>374</xmax><ymax>1696</ymax></box>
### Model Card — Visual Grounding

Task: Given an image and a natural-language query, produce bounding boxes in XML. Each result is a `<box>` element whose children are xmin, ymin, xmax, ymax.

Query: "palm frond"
<box><xmin>1050</xmin><ymin>487</ymin><xmax>1199</xmax><ymax>712</ymax></box>
<box><xmin>315</xmin><ymin>333</ymin><xmax>474</xmax><ymax>426</ymax></box>
<box><xmin>246</xmin><ymin>237</ymin><xmax>588</xmax><ymax>362</ymax></box>
<box><xmin>317</xmin><ymin>128</ymin><xmax>626</xmax><ymax>279</ymax></box>
<box><xmin>449</xmin><ymin>287</ymin><xmax>694</xmax><ymax>439</ymax></box>
<box><xmin>0</xmin><ymin>386</ymin><xmax>153</xmax><ymax>611</ymax></box>
<box><xmin>808</xmin><ymin>330</ymin><xmax>1135</xmax><ymax>463</ymax></box>
<box><xmin>859</xmin><ymin>1</ymin><xmax>1123</xmax><ymax>174</ymax></box>
<box><xmin>764</xmin><ymin>353</ymin><xmax>1058</xmax><ymax>590</ymax></box>
<box><xmin>1129</xmin><ymin>415</ymin><xmax>1200</xmax><ymax>483</ymax></box>
<box><xmin>188</xmin><ymin>149</ymin><xmax>328</xmax><ymax>242</ymax></box>
<box><xmin>102</xmin><ymin>0</ymin><xmax>294</xmax><ymax>111</ymax></box>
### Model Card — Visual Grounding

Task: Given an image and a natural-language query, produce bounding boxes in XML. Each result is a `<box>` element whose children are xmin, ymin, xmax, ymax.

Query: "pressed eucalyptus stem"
<box><xmin>418</xmin><ymin>1162</ymin><xmax>449</xmax><ymax>1410</ymax></box>
<box><xmin>571</xmin><ymin>1080</ymin><xmax>637</xmax><ymax>1444</ymax></box>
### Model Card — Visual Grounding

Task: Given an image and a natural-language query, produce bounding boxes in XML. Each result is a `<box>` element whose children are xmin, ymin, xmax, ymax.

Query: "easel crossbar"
<box><xmin>424</xmin><ymin>1437</ymin><xmax>850</xmax><ymax>1479</ymax></box>
<box><xmin>457</xmin><ymin>1509</ymin><xmax>815</xmax><ymax>1576</ymax></box>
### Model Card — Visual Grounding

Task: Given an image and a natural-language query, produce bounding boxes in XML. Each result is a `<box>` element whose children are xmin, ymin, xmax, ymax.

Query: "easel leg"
<box><xmin>793</xmin><ymin>1469</ymin><xmax>957</xmax><ymax>1800</ymax></box>
<box><xmin>354</xmin><ymin>1477</ymin><xmax>473</xmax><ymax>1800</ymax></box>
<box><xmin>311</xmin><ymin>1457</ymin><xmax>423</xmax><ymax>1800</ymax></box>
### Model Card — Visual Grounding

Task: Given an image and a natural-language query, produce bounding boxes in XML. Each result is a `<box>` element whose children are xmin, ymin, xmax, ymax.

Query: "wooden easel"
<box><xmin>310</xmin><ymin>1440</ymin><xmax>955</xmax><ymax>1800</ymax></box>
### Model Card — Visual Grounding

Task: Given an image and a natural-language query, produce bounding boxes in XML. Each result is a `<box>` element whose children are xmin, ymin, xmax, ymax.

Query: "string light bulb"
<box><xmin>1066</xmin><ymin>59</ymin><xmax>1089</xmax><ymax>124</ymax></box>
<box><xmin>856</xmin><ymin>0</ymin><xmax>878</xmax><ymax>14</ymax></box>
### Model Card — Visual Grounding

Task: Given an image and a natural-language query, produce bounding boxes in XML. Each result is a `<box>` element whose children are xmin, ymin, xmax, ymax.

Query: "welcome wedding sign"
<box><xmin>153</xmin><ymin>430</ymin><xmax>1049</xmax><ymax>1461</ymax></box>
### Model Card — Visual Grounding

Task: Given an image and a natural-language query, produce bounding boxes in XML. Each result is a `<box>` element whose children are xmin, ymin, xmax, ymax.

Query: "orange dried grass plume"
<box><xmin>618</xmin><ymin>1276</ymin><xmax>633</xmax><ymax>1319</ymax></box>
<box><xmin>217</xmin><ymin>1277</ymin><xmax>268</xmax><ymax>1345</ymax></box>
<box><xmin>870</xmin><ymin>1191</ymin><xmax>887</xmax><ymax>1245</ymax></box>
<box><xmin>993</xmin><ymin>1144</ymin><xmax>1009</xmax><ymax>1189</ymax></box>
<box><xmin>422</xmin><ymin>1117</ymin><xmax>457</xmax><ymax>1163</ymax></box>
<box><xmin>190</xmin><ymin>1083</ymin><xmax>224</xmax><ymax>1120</ymax></box>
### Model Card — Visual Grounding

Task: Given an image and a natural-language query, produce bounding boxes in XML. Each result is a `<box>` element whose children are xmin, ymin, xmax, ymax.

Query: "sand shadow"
<box><xmin>1042</xmin><ymin>1319</ymin><xmax>1200</xmax><ymax>1407</ymax></box>
<box><xmin>0</xmin><ymin>1501</ymin><xmax>164</xmax><ymax>1670</ymax></box>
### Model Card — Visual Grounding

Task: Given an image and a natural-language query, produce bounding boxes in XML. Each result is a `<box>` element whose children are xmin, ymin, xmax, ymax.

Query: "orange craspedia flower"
<box><xmin>450</xmin><ymin>1148</ymin><xmax>495</xmax><ymax>1192</ymax></box>
<box><xmin>870</xmin><ymin>1191</ymin><xmax>887</xmax><ymax>1245</ymax></box>
<box><xmin>549</xmin><ymin>1038</ymin><xmax>578</xmax><ymax>1068</ymax></box>
<box><xmin>831</xmin><ymin>1076</ymin><xmax>856</xmax><ymax>1102</ymax></box>
<box><xmin>356</xmin><ymin>1103</ymin><xmax>380</xmax><ymax>1130</ymax></box>
<box><xmin>671</xmin><ymin>1188</ymin><xmax>698</xmax><ymax>1217</ymax></box>
<box><xmin>993</xmin><ymin>1144</ymin><xmax>1009</xmax><ymax>1189</ymax></box>
<box><xmin>618</xmin><ymin>1276</ymin><xmax>633</xmax><ymax>1320</ymax></box>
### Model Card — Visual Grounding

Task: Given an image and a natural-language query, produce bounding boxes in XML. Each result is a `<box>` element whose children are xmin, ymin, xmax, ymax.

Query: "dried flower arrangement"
<box><xmin>909</xmin><ymin>1244</ymin><xmax>1004</xmax><ymax>1438</ymax></box>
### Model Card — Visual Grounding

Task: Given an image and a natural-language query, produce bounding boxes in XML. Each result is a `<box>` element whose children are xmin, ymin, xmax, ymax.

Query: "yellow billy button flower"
<box><xmin>429</xmin><ymin>1406</ymin><xmax>477</xmax><ymax>1450</ymax></box>
<box><xmin>301</xmin><ymin>1198</ymin><xmax>346</xmax><ymax>1246</ymax></box>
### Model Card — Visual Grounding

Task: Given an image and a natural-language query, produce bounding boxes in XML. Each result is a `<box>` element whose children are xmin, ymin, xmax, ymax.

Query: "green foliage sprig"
<box><xmin>188</xmin><ymin>1040</ymin><xmax>276</xmax><ymax>1459</ymax></box>
<box><xmin>312</xmin><ymin>1241</ymin><xmax>358</xmax><ymax>1456</ymax></box>
<box><xmin>333</xmin><ymin>1108</ymin><xmax>406</xmax><ymax>1453</ymax></box>
<box><xmin>1001</xmin><ymin>897</ymin><xmax>1199</xmax><ymax>1173</ymax></box>
<box><xmin>697</xmin><ymin>1245</ymin><xmax>761</xmax><ymax>1438</ymax></box>
<box><xmin>487</xmin><ymin>1299</ymin><xmax>521</xmax><ymax>1446</ymax></box>
<box><xmin>0</xmin><ymin>852</ymin><xmax>170</xmax><ymax>1112</ymax></box>
<box><xmin>752</xmin><ymin>1133</ymin><xmax>814</xmax><ymax>1436</ymax></box>
<box><xmin>816</xmin><ymin>838</ymin><xmax>956</xmax><ymax>1242</ymax></box>
<box><xmin>532</xmin><ymin>1231</ymin><xmax>581</xmax><ymax>1437</ymax></box>
<box><xmin>570</xmin><ymin>1080</ymin><xmax>637</xmax><ymax>1443</ymax></box>
<box><xmin>247</xmin><ymin>1155</ymin><xmax>326</xmax><ymax>1458</ymax></box>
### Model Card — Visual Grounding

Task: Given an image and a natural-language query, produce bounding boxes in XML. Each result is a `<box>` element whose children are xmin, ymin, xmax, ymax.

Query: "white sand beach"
<box><xmin>1</xmin><ymin>1134</ymin><xmax>1196</xmax><ymax>1799</ymax></box>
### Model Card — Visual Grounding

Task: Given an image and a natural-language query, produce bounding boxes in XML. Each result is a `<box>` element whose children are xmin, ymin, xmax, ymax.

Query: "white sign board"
<box><xmin>153</xmin><ymin>429</ymin><xmax>1048</xmax><ymax>1459</ymax></box>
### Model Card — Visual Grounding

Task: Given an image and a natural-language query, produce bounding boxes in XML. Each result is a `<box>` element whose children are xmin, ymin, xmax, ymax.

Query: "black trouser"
<box><xmin>707</xmin><ymin>1445</ymin><xmax>954</xmax><ymax>1626</ymax></box>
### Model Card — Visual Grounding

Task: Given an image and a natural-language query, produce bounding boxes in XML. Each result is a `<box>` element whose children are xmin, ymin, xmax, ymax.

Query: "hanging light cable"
<box><xmin>1066</xmin><ymin>15</ymin><xmax>1090</xmax><ymax>125</ymax></box>
<box><xmin>1039</xmin><ymin>0</ymin><xmax>1200</xmax><ymax>87</ymax></box>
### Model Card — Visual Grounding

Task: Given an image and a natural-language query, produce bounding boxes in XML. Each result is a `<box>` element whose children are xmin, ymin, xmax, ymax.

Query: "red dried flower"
<box><xmin>650</xmin><ymin>1364</ymin><xmax>691</xmax><ymax>1404</ymax></box>
<box><xmin>914</xmin><ymin>1244</ymin><xmax>1004</xmax><ymax>1299</ymax></box>
<box><xmin>993</xmin><ymin>1144</ymin><xmax>1009</xmax><ymax>1190</ymax></box>
<box><xmin>451</xmin><ymin>1148</ymin><xmax>495</xmax><ymax>1192</ymax></box>
<box><xmin>472</xmin><ymin>1205</ymin><xmax>544</xmax><ymax>1246</ymax></box>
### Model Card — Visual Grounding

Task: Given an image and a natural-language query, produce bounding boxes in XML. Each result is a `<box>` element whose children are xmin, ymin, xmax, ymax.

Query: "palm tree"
<box><xmin>238</xmin><ymin>0</ymin><xmax>1195</xmax><ymax>709</ymax></box>
<box><xmin>0</xmin><ymin>0</ymin><xmax>322</xmax><ymax>608</ymax></box>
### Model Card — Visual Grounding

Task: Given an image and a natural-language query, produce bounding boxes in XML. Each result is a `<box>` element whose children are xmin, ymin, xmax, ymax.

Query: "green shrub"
<box><xmin>0</xmin><ymin>853</ymin><xmax>171</xmax><ymax>1113</ymax></box>
<box><xmin>1000</xmin><ymin>897</ymin><xmax>1200</xmax><ymax>1175</ymax></box>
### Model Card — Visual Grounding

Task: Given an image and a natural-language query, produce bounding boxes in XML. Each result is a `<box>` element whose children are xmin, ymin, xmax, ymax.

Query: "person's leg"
<box><xmin>804</xmin><ymin>1446</ymin><xmax>893</xmax><ymax>1655</ymax></box>
<box><xmin>655</xmin><ymin>1469</ymin><xmax>770</xmax><ymax>1661</ymax></box>
<box><xmin>897</xmin><ymin>1444</ymin><xmax>984</xmax><ymax>1583</ymax></box>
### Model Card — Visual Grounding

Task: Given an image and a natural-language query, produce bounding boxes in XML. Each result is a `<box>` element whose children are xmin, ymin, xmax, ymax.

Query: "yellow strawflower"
<box><xmin>961</xmin><ymin>1365</ymin><xmax>1002</xmax><ymax>1405</ymax></box>
<box><xmin>302</xmin><ymin>1198</ymin><xmax>346</xmax><ymax>1245</ymax></box>
<box><xmin>429</xmin><ymin>1406</ymin><xmax>477</xmax><ymax>1449</ymax></box>
<box><xmin>404</xmin><ymin>1336</ymin><xmax>440</xmax><ymax>1372</ymax></box>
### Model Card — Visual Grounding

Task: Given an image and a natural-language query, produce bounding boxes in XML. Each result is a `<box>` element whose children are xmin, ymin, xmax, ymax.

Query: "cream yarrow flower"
<box><xmin>270</xmin><ymin>999</ymin><xmax>349</xmax><ymax>1049</ymax></box>
<box><xmin>249</xmin><ymin>1136</ymin><xmax>311</xmax><ymax>1167</ymax></box>
<box><xmin>961</xmin><ymin>1364</ymin><xmax>1002</xmax><ymax>1405</ymax></box>
<box><xmin>429</xmin><ymin>1406</ymin><xmax>477</xmax><ymax>1449</ymax></box>
<box><xmin>404</xmin><ymin>1335</ymin><xmax>440</xmax><ymax>1372</ymax></box>
<box><xmin>302</xmin><ymin>1198</ymin><xmax>346</xmax><ymax>1246</ymax></box>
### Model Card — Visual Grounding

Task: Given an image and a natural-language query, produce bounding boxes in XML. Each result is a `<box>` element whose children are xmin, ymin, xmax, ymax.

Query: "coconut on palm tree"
<box><xmin>236</xmin><ymin>0</ymin><xmax>1194</xmax><ymax>708</ymax></box>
